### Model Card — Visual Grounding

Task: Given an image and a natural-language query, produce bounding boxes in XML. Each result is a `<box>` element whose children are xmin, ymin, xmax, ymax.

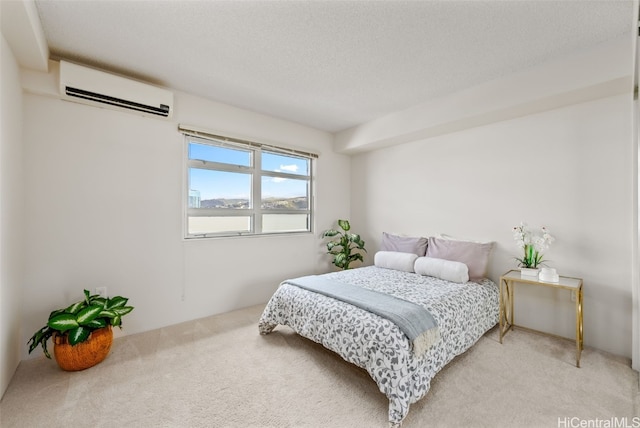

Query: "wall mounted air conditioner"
<box><xmin>59</xmin><ymin>60</ymin><xmax>173</xmax><ymax>119</ymax></box>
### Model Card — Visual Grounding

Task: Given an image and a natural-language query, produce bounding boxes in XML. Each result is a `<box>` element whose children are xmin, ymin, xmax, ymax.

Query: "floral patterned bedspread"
<box><xmin>258</xmin><ymin>266</ymin><xmax>499</xmax><ymax>427</ymax></box>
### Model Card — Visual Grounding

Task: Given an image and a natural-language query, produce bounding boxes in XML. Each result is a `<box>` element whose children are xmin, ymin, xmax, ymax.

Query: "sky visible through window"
<box><xmin>189</xmin><ymin>143</ymin><xmax>308</xmax><ymax>200</ymax></box>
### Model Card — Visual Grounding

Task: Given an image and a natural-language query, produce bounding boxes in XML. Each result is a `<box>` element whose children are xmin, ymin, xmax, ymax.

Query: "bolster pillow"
<box><xmin>414</xmin><ymin>256</ymin><xmax>469</xmax><ymax>283</ymax></box>
<box><xmin>374</xmin><ymin>251</ymin><xmax>419</xmax><ymax>273</ymax></box>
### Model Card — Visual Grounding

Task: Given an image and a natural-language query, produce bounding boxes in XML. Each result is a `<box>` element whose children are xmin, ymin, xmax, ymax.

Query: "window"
<box><xmin>181</xmin><ymin>127</ymin><xmax>315</xmax><ymax>238</ymax></box>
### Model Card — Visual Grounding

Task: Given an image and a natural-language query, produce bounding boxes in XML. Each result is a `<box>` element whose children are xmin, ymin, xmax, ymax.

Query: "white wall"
<box><xmin>335</xmin><ymin>36</ymin><xmax>632</xmax><ymax>154</ymax></box>
<box><xmin>20</xmin><ymin>65</ymin><xmax>351</xmax><ymax>359</ymax></box>
<box><xmin>351</xmin><ymin>93</ymin><xmax>633</xmax><ymax>357</ymax></box>
<box><xmin>0</xmin><ymin>33</ymin><xmax>25</xmax><ymax>397</ymax></box>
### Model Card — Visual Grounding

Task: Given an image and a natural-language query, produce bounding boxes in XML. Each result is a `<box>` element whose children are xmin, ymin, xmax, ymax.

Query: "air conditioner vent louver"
<box><xmin>59</xmin><ymin>60</ymin><xmax>173</xmax><ymax>119</ymax></box>
<box><xmin>65</xmin><ymin>86</ymin><xmax>170</xmax><ymax>117</ymax></box>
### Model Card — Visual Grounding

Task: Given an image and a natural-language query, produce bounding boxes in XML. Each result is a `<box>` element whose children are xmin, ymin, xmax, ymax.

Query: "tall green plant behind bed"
<box><xmin>323</xmin><ymin>219</ymin><xmax>366</xmax><ymax>270</ymax></box>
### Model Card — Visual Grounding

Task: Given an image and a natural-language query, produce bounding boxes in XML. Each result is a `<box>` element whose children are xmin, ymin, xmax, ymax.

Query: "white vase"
<box><xmin>520</xmin><ymin>268</ymin><xmax>540</xmax><ymax>278</ymax></box>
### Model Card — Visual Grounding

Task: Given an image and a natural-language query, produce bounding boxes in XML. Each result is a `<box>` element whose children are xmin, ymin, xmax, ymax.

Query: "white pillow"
<box><xmin>414</xmin><ymin>256</ymin><xmax>469</xmax><ymax>283</ymax></box>
<box><xmin>374</xmin><ymin>251</ymin><xmax>418</xmax><ymax>273</ymax></box>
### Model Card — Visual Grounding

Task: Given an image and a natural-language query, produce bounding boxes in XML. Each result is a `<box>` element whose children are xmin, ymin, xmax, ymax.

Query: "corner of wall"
<box><xmin>0</xmin><ymin>32</ymin><xmax>25</xmax><ymax>399</ymax></box>
<box><xmin>630</xmin><ymin>0</ymin><xmax>640</xmax><ymax>373</ymax></box>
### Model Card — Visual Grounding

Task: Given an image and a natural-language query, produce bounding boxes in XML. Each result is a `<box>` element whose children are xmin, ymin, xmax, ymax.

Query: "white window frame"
<box><xmin>180</xmin><ymin>126</ymin><xmax>316</xmax><ymax>239</ymax></box>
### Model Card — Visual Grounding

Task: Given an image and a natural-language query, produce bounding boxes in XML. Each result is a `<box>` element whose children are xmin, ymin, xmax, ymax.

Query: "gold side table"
<box><xmin>499</xmin><ymin>269</ymin><xmax>584</xmax><ymax>367</ymax></box>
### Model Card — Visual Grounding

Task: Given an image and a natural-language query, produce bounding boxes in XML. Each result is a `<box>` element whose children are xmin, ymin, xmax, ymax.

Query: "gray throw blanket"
<box><xmin>284</xmin><ymin>275</ymin><xmax>440</xmax><ymax>356</ymax></box>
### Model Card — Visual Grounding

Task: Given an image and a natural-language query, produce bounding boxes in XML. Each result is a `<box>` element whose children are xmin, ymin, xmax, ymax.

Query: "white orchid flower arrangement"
<box><xmin>512</xmin><ymin>222</ymin><xmax>555</xmax><ymax>269</ymax></box>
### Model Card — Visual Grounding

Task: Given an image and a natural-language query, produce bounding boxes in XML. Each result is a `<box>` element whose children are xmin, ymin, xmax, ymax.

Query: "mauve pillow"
<box><xmin>381</xmin><ymin>232</ymin><xmax>428</xmax><ymax>256</ymax></box>
<box><xmin>425</xmin><ymin>236</ymin><xmax>493</xmax><ymax>281</ymax></box>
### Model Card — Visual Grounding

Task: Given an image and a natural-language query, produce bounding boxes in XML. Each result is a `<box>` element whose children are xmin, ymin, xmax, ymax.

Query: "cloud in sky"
<box><xmin>278</xmin><ymin>164</ymin><xmax>299</xmax><ymax>173</ymax></box>
<box><xmin>270</xmin><ymin>164</ymin><xmax>299</xmax><ymax>183</ymax></box>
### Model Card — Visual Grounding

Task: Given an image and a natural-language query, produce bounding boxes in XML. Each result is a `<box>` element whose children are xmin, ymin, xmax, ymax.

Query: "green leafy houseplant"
<box><xmin>28</xmin><ymin>290</ymin><xmax>134</xmax><ymax>359</ymax></box>
<box><xmin>323</xmin><ymin>219</ymin><xmax>366</xmax><ymax>270</ymax></box>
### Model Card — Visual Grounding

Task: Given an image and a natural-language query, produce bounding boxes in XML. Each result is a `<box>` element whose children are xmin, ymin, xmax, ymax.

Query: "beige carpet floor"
<box><xmin>1</xmin><ymin>304</ymin><xmax>638</xmax><ymax>428</ymax></box>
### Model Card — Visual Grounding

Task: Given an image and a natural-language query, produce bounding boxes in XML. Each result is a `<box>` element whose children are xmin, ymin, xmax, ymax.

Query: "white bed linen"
<box><xmin>258</xmin><ymin>266</ymin><xmax>499</xmax><ymax>426</ymax></box>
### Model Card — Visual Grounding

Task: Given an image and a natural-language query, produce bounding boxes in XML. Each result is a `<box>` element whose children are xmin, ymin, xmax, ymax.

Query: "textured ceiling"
<box><xmin>34</xmin><ymin>0</ymin><xmax>634</xmax><ymax>133</ymax></box>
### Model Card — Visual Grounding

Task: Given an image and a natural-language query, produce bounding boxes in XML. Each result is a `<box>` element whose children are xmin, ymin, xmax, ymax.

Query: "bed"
<box><xmin>258</xmin><ymin>236</ymin><xmax>499</xmax><ymax>427</ymax></box>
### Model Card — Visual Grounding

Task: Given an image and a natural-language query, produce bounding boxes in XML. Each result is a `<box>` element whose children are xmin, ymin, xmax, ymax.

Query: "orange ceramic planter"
<box><xmin>53</xmin><ymin>325</ymin><xmax>113</xmax><ymax>371</ymax></box>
